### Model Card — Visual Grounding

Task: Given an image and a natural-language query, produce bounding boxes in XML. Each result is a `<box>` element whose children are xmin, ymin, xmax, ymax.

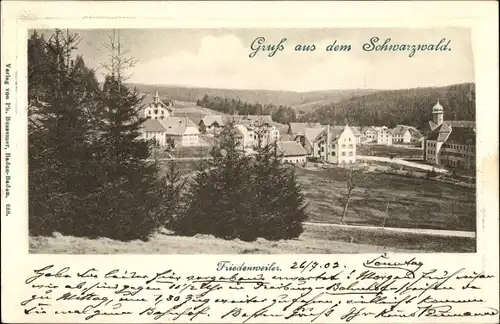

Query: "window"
<box><xmin>154</xmin><ymin>109</ymin><xmax>158</xmax><ymax>115</ymax></box>
<box><xmin>342</xmin><ymin>152</ymin><xmax>346</xmax><ymax>156</ymax></box>
<box><xmin>348</xmin><ymin>144</ymin><xmax>353</xmax><ymax>149</ymax></box>
<box><xmin>342</xmin><ymin>145</ymin><xmax>346</xmax><ymax>148</ymax></box>
<box><xmin>162</xmin><ymin>110</ymin><xmax>164</xmax><ymax>115</ymax></box>
<box><xmin>349</xmin><ymin>138</ymin><xmax>351</xmax><ymax>142</ymax></box>
<box><xmin>331</xmin><ymin>152</ymin><xmax>335</xmax><ymax>156</ymax></box>
<box><xmin>348</xmin><ymin>152</ymin><xmax>353</xmax><ymax>156</ymax></box>
<box><xmin>148</xmin><ymin>110</ymin><xmax>151</xmax><ymax>115</ymax></box>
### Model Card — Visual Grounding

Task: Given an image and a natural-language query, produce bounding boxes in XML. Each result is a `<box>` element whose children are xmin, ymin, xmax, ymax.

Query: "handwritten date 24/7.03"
<box><xmin>20</xmin><ymin>254</ymin><xmax>498</xmax><ymax>322</ymax></box>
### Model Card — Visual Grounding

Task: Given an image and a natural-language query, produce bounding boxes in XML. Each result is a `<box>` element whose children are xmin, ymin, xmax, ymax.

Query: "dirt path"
<box><xmin>304</xmin><ymin>221</ymin><xmax>475</xmax><ymax>238</ymax></box>
<box><xmin>358</xmin><ymin>155</ymin><xmax>448</xmax><ymax>173</ymax></box>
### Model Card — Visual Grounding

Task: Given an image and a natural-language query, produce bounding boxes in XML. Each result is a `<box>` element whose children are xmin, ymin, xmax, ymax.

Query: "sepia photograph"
<box><xmin>27</xmin><ymin>28</ymin><xmax>477</xmax><ymax>254</ymax></box>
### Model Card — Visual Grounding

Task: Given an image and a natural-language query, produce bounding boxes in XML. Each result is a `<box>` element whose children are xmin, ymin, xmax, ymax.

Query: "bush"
<box><xmin>170</xmin><ymin>123</ymin><xmax>308</xmax><ymax>241</ymax></box>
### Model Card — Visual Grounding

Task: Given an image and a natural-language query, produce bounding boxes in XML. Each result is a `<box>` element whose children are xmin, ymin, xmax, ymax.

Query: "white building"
<box><xmin>144</xmin><ymin>91</ymin><xmax>174</xmax><ymax>120</ymax></box>
<box><xmin>235</xmin><ymin>124</ymin><xmax>256</xmax><ymax>149</ymax></box>
<box><xmin>301</xmin><ymin>125</ymin><xmax>357</xmax><ymax>164</ymax></box>
<box><xmin>364</xmin><ymin>127</ymin><xmax>378</xmax><ymax>143</ymax></box>
<box><xmin>374</xmin><ymin>126</ymin><xmax>393</xmax><ymax>145</ymax></box>
<box><xmin>424</xmin><ymin>101</ymin><xmax>475</xmax><ymax>171</ymax></box>
<box><xmin>392</xmin><ymin>125</ymin><xmax>423</xmax><ymax>144</ymax></box>
<box><xmin>278</xmin><ymin>141</ymin><xmax>308</xmax><ymax>164</ymax></box>
<box><xmin>140</xmin><ymin>117</ymin><xmax>200</xmax><ymax>147</ymax></box>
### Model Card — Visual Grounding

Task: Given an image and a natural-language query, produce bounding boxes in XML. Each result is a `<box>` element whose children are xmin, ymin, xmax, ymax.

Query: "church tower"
<box><xmin>154</xmin><ymin>90</ymin><xmax>160</xmax><ymax>104</ymax></box>
<box><xmin>432</xmin><ymin>100</ymin><xmax>444</xmax><ymax>126</ymax></box>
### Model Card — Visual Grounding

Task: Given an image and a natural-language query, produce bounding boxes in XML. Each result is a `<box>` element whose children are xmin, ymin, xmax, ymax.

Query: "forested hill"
<box><xmin>299</xmin><ymin>83</ymin><xmax>475</xmax><ymax>129</ymax></box>
<box><xmin>128</xmin><ymin>83</ymin><xmax>377</xmax><ymax>107</ymax></box>
<box><xmin>196</xmin><ymin>95</ymin><xmax>297</xmax><ymax>124</ymax></box>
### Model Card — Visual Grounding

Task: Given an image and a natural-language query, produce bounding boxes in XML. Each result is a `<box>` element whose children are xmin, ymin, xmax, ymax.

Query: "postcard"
<box><xmin>1</xmin><ymin>1</ymin><xmax>498</xmax><ymax>323</ymax></box>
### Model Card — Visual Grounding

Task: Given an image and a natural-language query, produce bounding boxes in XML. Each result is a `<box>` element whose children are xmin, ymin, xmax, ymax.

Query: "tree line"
<box><xmin>299</xmin><ymin>83</ymin><xmax>476</xmax><ymax>128</ymax></box>
<box><xmin>28</xmin><ymin>29</ymin><xmax>307</xmax><ymax>242</ymax></box>
<box><xmin>196</xmin><ymin>94</ymin><xmax>297</xmax><ymax>124</ymax></box>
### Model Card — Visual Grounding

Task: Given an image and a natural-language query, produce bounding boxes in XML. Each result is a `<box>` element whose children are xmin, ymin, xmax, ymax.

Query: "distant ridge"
<box><xmin>129</xmin><ymin>82</ymin><xmax>475</xmax><ymax>128</ymax></box>
<box><xmin>127</xmin><ymin>83</ymin><xmax>379</xmax><ymax>108</ymax></box>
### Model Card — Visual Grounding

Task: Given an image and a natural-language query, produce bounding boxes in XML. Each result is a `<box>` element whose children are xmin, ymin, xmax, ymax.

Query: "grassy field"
<box><xmin>29</xmin><ymin>222</ymin><xmax>475</xmax><ymax>254</ymax></box>
<box><xmin>296</xmin><ymin>167</ymin><xmax>476</xmax><ymax>232</ymax></box>
<box><xmin>156</xmin><ymin>161</ymin><xmax>476</xmax><ymax>232</ymax></box>
<box><xmin>358</xmin><ymin>144</ymin><xmax>423</xmax><ymax>159</ymax></box>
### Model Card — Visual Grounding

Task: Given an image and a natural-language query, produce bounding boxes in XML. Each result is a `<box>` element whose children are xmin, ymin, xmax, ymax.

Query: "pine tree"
<box><xmin>86</xmin><ymin>30</ymin><xmax>166</xmax><ymax>240</ymax></box>
<box><xmin>172</xmin><ymin>122</ymin><xmax>254</xmax><ymax>239</ymax></box>
<box><xmin>28</xmin><ymin>29</ymin><xmax>100</xmax><ymax>235</ymax></box>
<box><xmin>250</xmin><ymin>134</ymin><xmax>308</xmax><ymax>240</ymax></box>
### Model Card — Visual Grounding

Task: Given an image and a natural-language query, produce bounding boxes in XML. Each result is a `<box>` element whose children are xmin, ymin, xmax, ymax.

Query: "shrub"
<box><xmin>170</xmin><ymin>123</ymin><xmax>308</xmax><ymax>241</ymax></box>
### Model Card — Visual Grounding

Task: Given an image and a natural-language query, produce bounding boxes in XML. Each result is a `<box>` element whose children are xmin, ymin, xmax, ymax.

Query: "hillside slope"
<box><xmin>300</xmin><ymin>83</ymin><xmax>475</xmax><ymax>128</ymax></box>
<box><xmin>129</xmin><ymin>83</ymin><xmax>377</xmax><ymax>107</ymax></box>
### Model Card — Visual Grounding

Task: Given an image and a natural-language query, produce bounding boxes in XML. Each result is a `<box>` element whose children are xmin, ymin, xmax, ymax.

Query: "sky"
<box><xmin>33</xmin><ymin>28</ymin><xmax>475</xmax><ymax>92</ymax></box>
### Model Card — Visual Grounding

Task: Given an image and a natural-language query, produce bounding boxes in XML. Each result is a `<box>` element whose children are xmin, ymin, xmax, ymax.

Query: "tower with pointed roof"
<box><xmin>154</xmin><ymin>90</ymin><xmax>160</xmax><ymax>104</ymax></box>
<box><xmin>432</xmin><ymin>100</ymin><xmax>444</xmax><ymax>126</ymax></box>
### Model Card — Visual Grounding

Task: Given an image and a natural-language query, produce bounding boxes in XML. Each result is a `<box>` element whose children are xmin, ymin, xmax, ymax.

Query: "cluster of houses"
<box><xmin>352</xmin><ymin>125</ymin><xmax>423</xmax><ymax>146</ymax></box>
<box><xmin>139</xmin><ymin>92</ymin><xmax>475</xmax><ymax>171</ymax></box>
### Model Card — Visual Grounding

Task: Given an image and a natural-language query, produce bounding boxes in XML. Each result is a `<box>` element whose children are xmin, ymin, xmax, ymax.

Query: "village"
<box><xmin>27</xmin><ymin>28</ymin><xmax>478</xmax><ymax>255</ymax></box>
<box><xmin>140</xmin><ymin>91</ymin><xmax>476</xmax><ymax>177</ymax></box>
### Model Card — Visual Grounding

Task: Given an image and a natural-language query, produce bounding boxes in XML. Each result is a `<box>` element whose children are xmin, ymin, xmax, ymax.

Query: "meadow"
<box><xmin>297</xmin><ymin>166</ymin><xmax>476</xmax><ymax>232</ymax></box>
<box><xmin>357</xmin><ymin>143</ymin><xmax>423</xmax><ymax>159</ymax></box>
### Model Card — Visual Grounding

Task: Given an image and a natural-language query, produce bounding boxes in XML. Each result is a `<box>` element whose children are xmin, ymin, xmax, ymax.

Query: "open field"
<box><xmin>296</xmin><ymin>166</ymin><xmax>476</xmax><ymax>232</ymax></box>
<box><xmin>357</xmin><ymin>144</ymin><xmax>423</xmax><ymax>159</ymax></box>
<box><xmin>155</xmin><ymin>161</ymin><xmax>476</xmax><ymax>232</ymax></box>
<box><xmin>29</xmin><ymin>222</ymin><xmax>475</xmax><ymax>254</ymax></box>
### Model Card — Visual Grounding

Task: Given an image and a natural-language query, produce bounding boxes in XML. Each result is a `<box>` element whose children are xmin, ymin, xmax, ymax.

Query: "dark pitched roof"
<box><xmin>423</xmin><ymin>120</ymin><xmax>438</xmax><ymax>131</ymax></box>
<box><xmin>446</xmin><ymin>126</ymin><xmax>475</xmax><ymax>145</ymax></box>
<box><xmin>160</xmin><ymin>117</ymin><xmax>199</xmax><ymax>135</ymax></box>
<box><xmin>350</xmin><ymin>126</ymin><xmax>362</xmax><ymax>136</ymax></box>
<box><xmin>392</xmin><ymin>125</ymin><xmax>410</xmax><ymax>136</ymax></box>
<box><xmin>426</xmin><ymin>121</ymin><xmax>474</xmax><ymax>144</ymax></box>
<box><xmin>173</xmin><ymin>112</ymin><xmax>205</xmax><ymax>125</ymax></box>
<box><xmin>305</xmin><ymin>127</ymin><xmax>326</xmax><ymax>143</ymax></box>
<box><xmin>278</xmin><ymin>141</ymin><xmax>308</xmax><ymax>157</ymax></box>
<box><xmin>315</xmin><ymin>126</ymin><xmax>348</xmax><ymax>143</ymax></box>
<box><xmin>408</xmin><ymin>128</ymin><xmax>423</xmax><ymax>138</ymax></box>
<box><xmin>141</xmin><ymin>119</ymin><xmax>166</xmax><ymax>132</ymax></box>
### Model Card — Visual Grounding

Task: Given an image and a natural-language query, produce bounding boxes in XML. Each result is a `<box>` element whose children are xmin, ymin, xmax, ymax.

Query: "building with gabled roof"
<box><xmin>374</xmin><ymin>126</ymin><xmax>393</xmax><ymax>145</ymax></box>
<box><xmin>144</xmin><ymin>91</ymin><xmax>174</xmax><ymax>120</ymax></box>
<box><xmin>350</xmin><ymin>126</ymin><xmax>363</xmax><ymax>144</ymax></box>
<box><xmin>423</xmin><ymin>101</ymin><xmax>475</xmax><ymax>171</ymax></box>
<box><xmin>140</xmin><ymin>116</ymin><xmax>200</xmax><ymax>147</ymax></box>
<box><xmin>199</xmin><ymin>115</ymin><xmax>229</xmax><ymax>134</ymax></box>
<box><xmin>295</xmin><ymin>125</ymin><xmax>357</xmax><ymax>164</ymax></box>
<box><xmin>278</xmin><ymin>141</ymin><xmax>308</xmax><ymax>164</ymax></box>
<box><xmin>392</xmin><ymin>125</ymin><xmax>423</xmax><ymax>144</ymax></box>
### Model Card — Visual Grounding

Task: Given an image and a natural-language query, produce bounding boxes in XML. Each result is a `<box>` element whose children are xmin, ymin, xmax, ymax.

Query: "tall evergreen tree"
<box><xmin>172</xmin><ymin>123</ymin><xmax>308</xmax><ymax>241</ymax></box>
<box><xmin>172</xmin><ymin>122</ymin><xmax>254</xmax><ymax>239</ymax></box>
<box><xmin>249</xmin><ymin>132</ymin><xmax>308</xmax><ymax>240</ymax></box>
<box><xmin>28</xmin><ymin>29</ymin><xmax>100</xmax><ymax>235</ymax></box>
<box><xmin>86</xmin><ymin>30</ymin><xmax>166</xmax><ymax>240</ymax></box>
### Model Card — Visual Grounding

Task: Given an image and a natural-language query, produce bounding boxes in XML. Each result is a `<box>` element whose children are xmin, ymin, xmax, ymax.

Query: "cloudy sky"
<box><xmin>34</xmin><ymin>28</ymin><xmax>474</xmax><ymax>92</ymax></box>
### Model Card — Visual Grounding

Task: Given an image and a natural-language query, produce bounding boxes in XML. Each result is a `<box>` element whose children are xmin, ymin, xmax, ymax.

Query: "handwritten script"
<box><xmin>20</xmin><ymin>254</ymin><xmax>498</xmax><ymax>323</ymax></box>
